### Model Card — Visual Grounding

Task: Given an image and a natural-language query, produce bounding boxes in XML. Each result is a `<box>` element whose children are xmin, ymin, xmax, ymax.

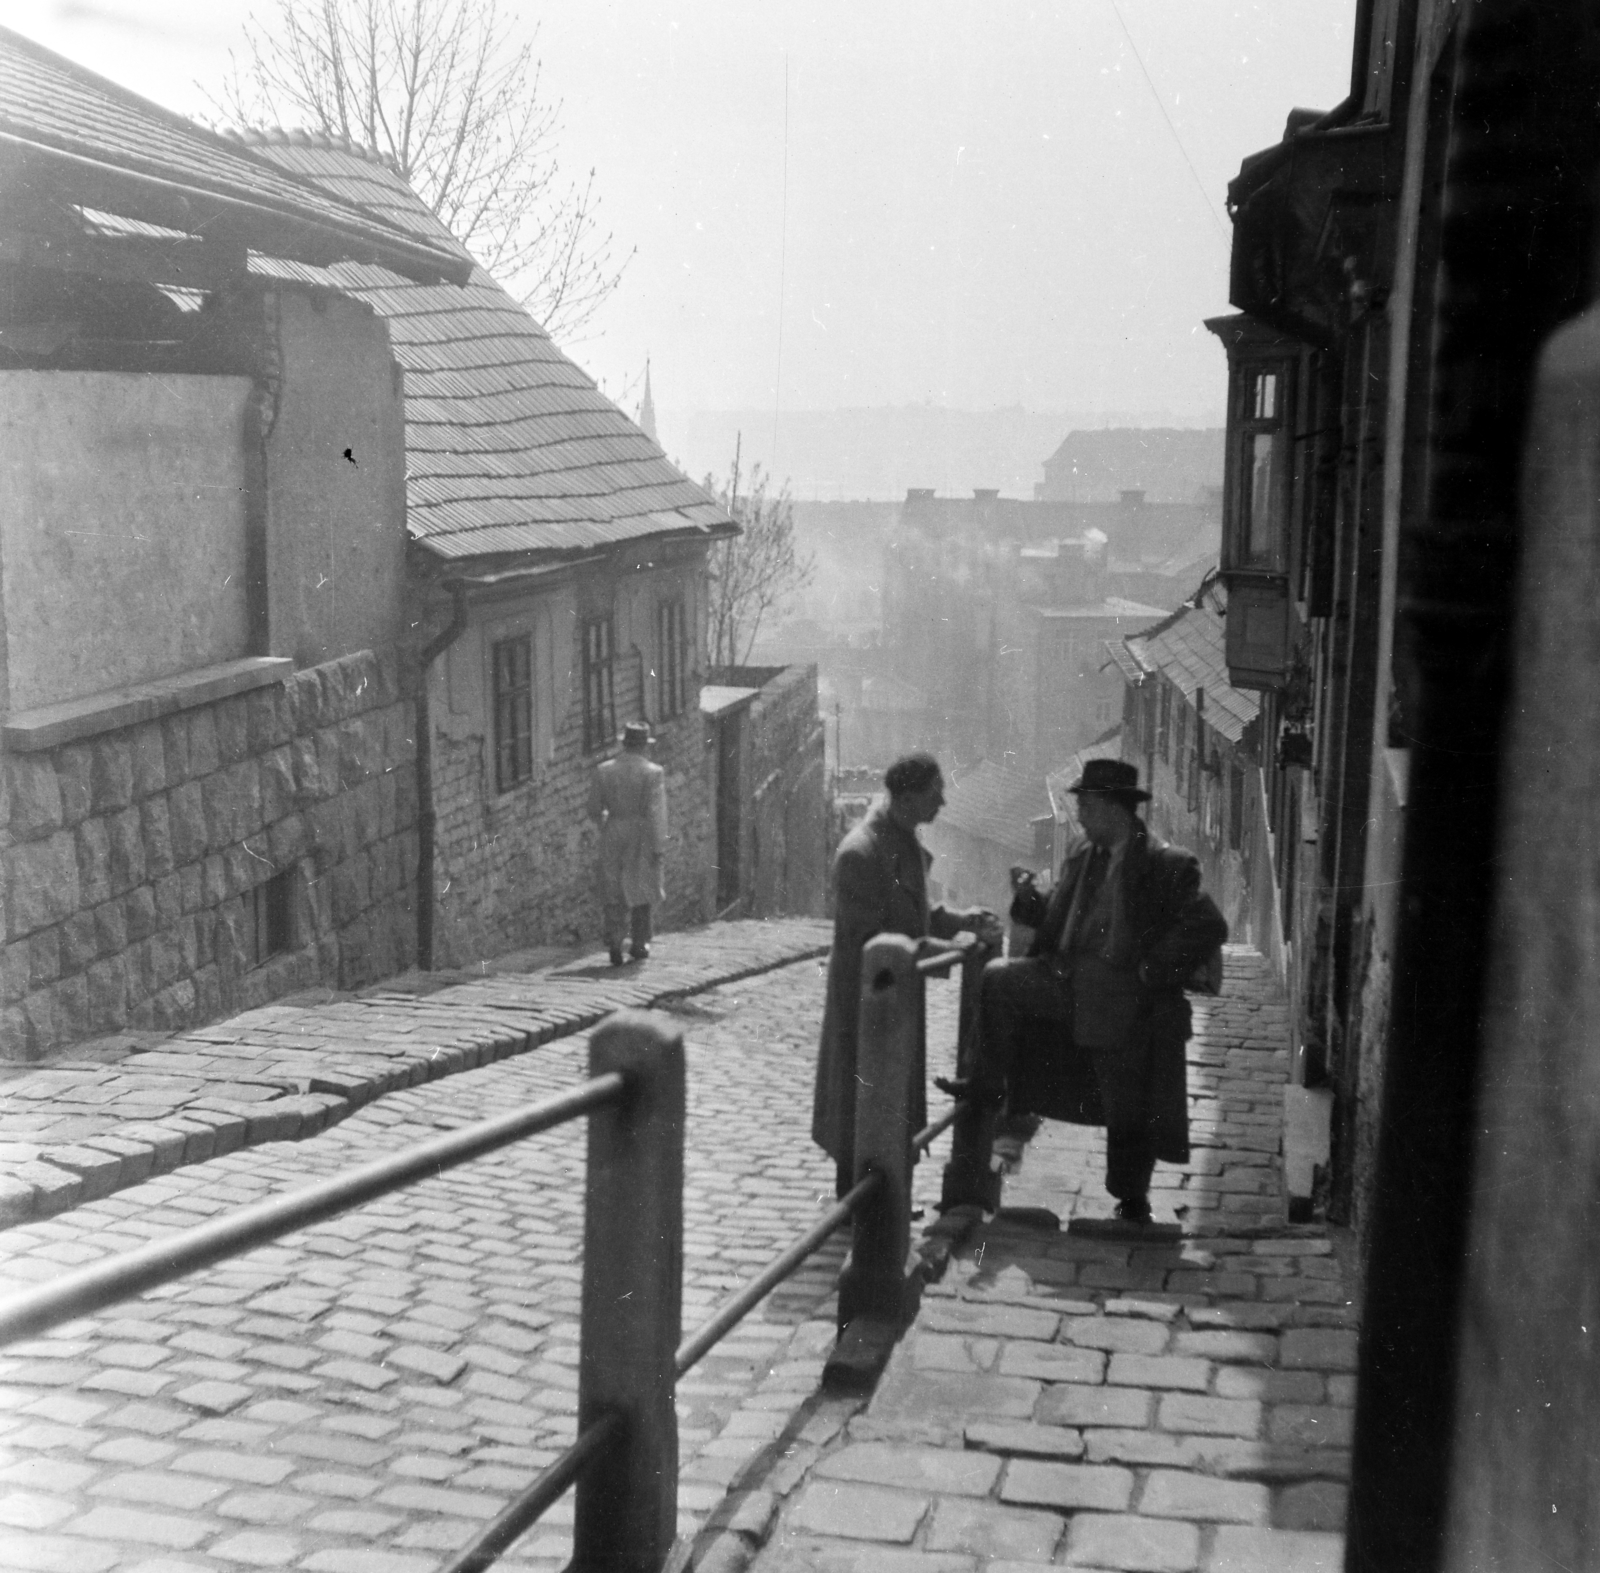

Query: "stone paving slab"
<box><xmin>732</xmin><ymin>945</ymin><xmax>1357</xmax><ymax>1573</ymax></box>
<box><xmin>0</xmin><ymin>918</ymin><xmax>831</xmax><ymax>1231</ymax></box>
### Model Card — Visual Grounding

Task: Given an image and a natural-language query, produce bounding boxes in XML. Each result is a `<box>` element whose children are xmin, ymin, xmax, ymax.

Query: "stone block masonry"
<box><xmin>1</xmin><ymin>648</ymin><xmax>417</xmax><ymax>1061</ymax></box>
<box><xmin>430</xmin><ymin>598</ymin><xmax>715</xmax><ymax>967</ymax></box>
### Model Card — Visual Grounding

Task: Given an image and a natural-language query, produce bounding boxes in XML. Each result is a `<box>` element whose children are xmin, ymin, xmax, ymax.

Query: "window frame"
<box><xmin>491</xmin><ymin>633</ymin><xmax>534</xmax><ymax>792</ymax></box>
<box><xmin>1225</xmin><ymin>356</ymin><xmax>1295</xmax><ymax>575</ymax></box>
<box><xmin>656</xmin><ymin>597</ymin><xmax>686</xmax><ymax>721</ymax></box>
<box><xmin>582</xmin><ymin>615</ymin><xmax>617</xmax><ymax>754</ymax></box>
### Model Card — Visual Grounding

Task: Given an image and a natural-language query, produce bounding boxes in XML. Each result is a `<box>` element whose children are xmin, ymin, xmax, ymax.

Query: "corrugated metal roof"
<box><xmin>246</xmin><ymin>137</ymin><xmax>733</xmax><ymax>562</ymax></box>
<box><xmin>1121</xmin><ymin>587</ymin><xmax>1259</xmax><ymax>744</ymax></box>
<box><xmin>0</xmin><ymin>29</ymin><xmax>468</xmax><ymax>284</ymax></box>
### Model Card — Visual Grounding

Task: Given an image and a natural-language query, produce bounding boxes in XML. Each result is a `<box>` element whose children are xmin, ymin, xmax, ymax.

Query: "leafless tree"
<box><xmin>214</xmin><ymin>0</ymin><xmax>628</xmax><ymax>339</ymax></box>
<box><xmin>706</xmin><ymin>437</ymin><xmax>815</xmax><ymax>669</ymax></box>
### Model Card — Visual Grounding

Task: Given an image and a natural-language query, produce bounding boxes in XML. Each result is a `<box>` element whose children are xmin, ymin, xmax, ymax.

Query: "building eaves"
<box><xmin>0</xmin><ymin>28</ymin><xmax>469</xmax><ymax>286</ymax></box>
<box><xmin>245</xmin><ymin>137</ymin><xmax>734</xmax><ymax>561</ymax></box>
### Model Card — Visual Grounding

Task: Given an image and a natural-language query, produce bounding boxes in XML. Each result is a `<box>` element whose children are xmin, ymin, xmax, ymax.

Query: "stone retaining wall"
<box><xmin>0</xmin><ymin>646</ymin><xmax>417</xmax><ymax>1059</ymax></box>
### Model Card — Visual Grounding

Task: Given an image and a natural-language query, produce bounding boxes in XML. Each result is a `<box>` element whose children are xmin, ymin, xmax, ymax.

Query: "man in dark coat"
<box><xmin>940</xmin><ymin>759</ymin><xmax>1226</xmax><ymax>1224</ymax></box>
<box><xmin>812</xmin><ymin>753</ymin><xmax>1001</xmax><ymax>1198</ymax></box>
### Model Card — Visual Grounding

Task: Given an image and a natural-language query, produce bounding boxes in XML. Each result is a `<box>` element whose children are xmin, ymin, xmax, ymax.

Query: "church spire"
<box><xmin>638</xmin><ymin>358</ymin><xmax>658</xmax><ymax>443</ymax></box>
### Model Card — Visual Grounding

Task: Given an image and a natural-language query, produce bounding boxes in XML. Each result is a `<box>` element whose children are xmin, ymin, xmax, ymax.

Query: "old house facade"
<box><xmin>243</xmin><ymin>136</ymin><xmax>737</xmax><ymax>967</ymax></box>
<box><xmin>0</xmin><ymin>31</ymin><xmax>471</xmax><ymax>1058</ymax></box>
<box><xmin>1207</xmin><ymin>0</ymin><xmax>1600</xmax><ymax>1560</ymax></box>
<box><xmin>1110</xmin><ymin>582</ymin><xmax>1272</xmax><ymax>968</ymax></box>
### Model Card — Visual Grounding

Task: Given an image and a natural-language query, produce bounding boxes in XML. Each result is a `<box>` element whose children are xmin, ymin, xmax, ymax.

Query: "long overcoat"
<box><xmin>586</xmin><ymin>750</ymin><xmax>668</xmax><ymax>908</ymax></box>
<box><xmin>1008</xmin><ymin>823</ymin><xmax>1226</xmax><ymax>1163</ymax></box>
<box><xmin>812</xmin><ymin>802</ymin><xmax>967</xmax><ymax>1171</ymax></box>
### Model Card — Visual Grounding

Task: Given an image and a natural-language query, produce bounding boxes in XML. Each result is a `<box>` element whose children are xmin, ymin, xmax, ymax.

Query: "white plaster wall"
<box><xmin>0</xmin><ymin>371</ymin><xmax>253</xmax><ymax>711</ymax></box>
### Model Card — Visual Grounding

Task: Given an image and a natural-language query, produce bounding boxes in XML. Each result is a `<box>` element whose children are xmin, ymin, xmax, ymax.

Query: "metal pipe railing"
<box><xmin>441</xmin><ymin>1410</ymin><xmax>624</xmax><ymax>1573</ymax></box>
<box><xmin>0</xmin><ymin>1072</ymin><xmax>627</xmax><ymax>1349</ymax></box>
<box><xmin>675</xmin><ymin>1170</ymin><xmax>880</xmax><ymax>1378</ymax></box>
<box><xmin>0</xmin><ymin>941</ymin><xmax>984</xmax><ymax>1573</ymax></box>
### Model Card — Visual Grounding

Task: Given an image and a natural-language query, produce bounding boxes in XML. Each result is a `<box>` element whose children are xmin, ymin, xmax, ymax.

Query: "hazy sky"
<box><xmin>12</xmin><ymin>1</ymin><xmax>1354</xmax><ymax>424</ymax></box>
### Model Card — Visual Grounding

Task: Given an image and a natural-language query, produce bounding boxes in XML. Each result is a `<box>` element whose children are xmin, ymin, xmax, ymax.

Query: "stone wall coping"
<box><xmin>3</xmin><ymin>656</ymin><xmax>295</xmax><ymax>753</ymax></box>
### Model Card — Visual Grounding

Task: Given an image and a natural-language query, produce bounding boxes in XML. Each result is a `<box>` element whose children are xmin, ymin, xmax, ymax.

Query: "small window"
<box><xmin>246</xmin><ymin>869</ymin><xmax>294</xmax><ymax>967</ymax></box>
<box><xmin>657</xmin><ymin>598</ymin><xmax>686</xmax><ymax>720</ymax></box>
<box><xmin>582</xmin><ymin>616</ymin><xmax>617</xmax><ymax>753</ymax></box>
<box><xmin>492</xmin><ymin>635</ymin><xmax>533</xmax><ymax>791</ymax></box>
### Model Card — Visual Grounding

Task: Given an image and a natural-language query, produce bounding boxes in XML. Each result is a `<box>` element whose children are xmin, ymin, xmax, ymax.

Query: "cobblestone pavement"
<box><xmin>0</xmin><ymin>918</ymin><xmax>833</xmax><ymax>1230</ymax></box>
<box><xmin>741</xmin><ymin>946</ymin><xmax>1359</xmax><ymax>1573</ymax></box>
<box><xmin>0</xmin><ymin>950</ymin><xmax>970</xmax><ymax>1572</ymax></box>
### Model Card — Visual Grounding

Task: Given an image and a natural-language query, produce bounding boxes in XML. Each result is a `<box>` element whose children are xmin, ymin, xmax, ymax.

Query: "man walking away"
<box><xmin>813</xmin><ymin>752</ymin><xmax>1002</xmax><ymax>1201</ymax></box>
<box><xmin>587</xmin><ymin>721</ymin><xmax>668</xmax><ymax>965</ymax></box>
<box><xmin>940</xmin><ymin>759</ymin><xmax>1226</xmax><ymax>1225</ymax></box>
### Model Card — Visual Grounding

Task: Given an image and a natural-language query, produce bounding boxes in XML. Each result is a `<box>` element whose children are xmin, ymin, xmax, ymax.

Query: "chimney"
<box><xmin>973</xmin><ymin>488</ymin><xmax>1000</xmax><ymax>502</ymax></box>
<box><xmin>1119</xmin><ymin>488</ymin><xmax>1146</xmax><ymax>509</ymax></box>
<box><xmin>905</xmin><ymin>488</ymin><xmax>936</xmax><ymax>503</ymax></box>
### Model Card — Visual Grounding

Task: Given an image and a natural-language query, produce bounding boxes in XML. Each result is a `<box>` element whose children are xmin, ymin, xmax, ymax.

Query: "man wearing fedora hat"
<box><xmin>587</xmin><ymin>721</ymin><xmax>668</xmax><ymax>965</ymax></box>
<box><xmin>939</xmin><ymin>758</ymin><xmax>1226</xmax><ymax>1224</ymax></box>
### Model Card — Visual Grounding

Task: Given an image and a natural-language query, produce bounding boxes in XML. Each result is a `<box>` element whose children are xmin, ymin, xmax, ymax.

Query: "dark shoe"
<box><xmin>1114</xmin><ymin>1197</ymin><xmax>1153</xmax><ymax>1225</ymax></box>
<box><xmin>630</xmin><ymin>944</ymin><xmax>650</xmax><ymax>961</ymax></box>
<box><xmin>608</xmin><ymin>946</ymin><xmax>624</xmax><ymax>966</ymax></box>
<box><xmin>934</xmin><ymin>1076</ymin><xmax>1005</xmax><ymax>1111</ymax></box>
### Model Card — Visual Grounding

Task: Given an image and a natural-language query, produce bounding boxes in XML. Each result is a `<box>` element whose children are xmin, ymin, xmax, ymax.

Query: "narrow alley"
<box><xmin>0</xmin><ymin>925</ymin><xmax>1351</xmax><ymax>1573</ymax></box>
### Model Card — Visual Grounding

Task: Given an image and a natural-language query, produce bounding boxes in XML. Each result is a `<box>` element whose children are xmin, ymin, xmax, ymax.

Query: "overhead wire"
<box><xmin>1106</xmin><ymin>0</ymin><xmax>1232</xmax><ymax>254</ymax></box>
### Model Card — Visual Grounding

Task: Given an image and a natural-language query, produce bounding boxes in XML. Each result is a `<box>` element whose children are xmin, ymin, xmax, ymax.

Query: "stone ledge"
<box><xmin>4</xmin><ymin>657</ymin><xmax>294</xmax><ymax>753</ymax></box>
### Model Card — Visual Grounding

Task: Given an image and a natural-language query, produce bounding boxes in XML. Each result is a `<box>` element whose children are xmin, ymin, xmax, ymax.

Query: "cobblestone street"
<box><xmin>744</xmin><ymin>946</ymin><xmax>1357</xmax><ymax>1573</ymax></box>
<box><xmin>0</xmin><ymin>933</ymin><xmax>967</xmax><ymax>1573</ymax></box>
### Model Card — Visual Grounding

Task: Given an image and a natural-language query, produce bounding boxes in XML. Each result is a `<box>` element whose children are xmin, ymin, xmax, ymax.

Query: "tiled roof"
<box><xmin>245</xmin><ymin>136</ymin><xmax>734</xmax><ymax>562</ymax></box>
<box><xmin>1121</xmin><ymin>585</ymin><xmax>1259</xmax><ymax>744</ymax></box>
<box><xmin>0</xmin><ymin>28</ymin><xmax>468</xmax><ymax>285</ymax></box>
<box><xmin>1036</xmin><ymin>597</ymin><xmax>1168</xmax><ymax>621</ymax></box>
<box><xmin>939</xmin><ymin>760</ymin><xmax>1052</xmax><ymax>857</ymax></box>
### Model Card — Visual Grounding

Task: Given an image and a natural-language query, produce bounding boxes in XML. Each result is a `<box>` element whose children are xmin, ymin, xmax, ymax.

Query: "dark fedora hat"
<box><xmin>620</xmin><ymin>721</ymin><xmax>654</xmax><ymax>748</ymax></box>
<box><xmin>1067</xmin><ymin>758</ymin><xmax>1151</xmax><ymax>801</ymax></box>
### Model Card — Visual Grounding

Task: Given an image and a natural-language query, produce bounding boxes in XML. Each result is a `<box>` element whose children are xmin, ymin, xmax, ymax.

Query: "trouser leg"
<box><xmin>630</xmin><ymin>904</ymin><xmax>652</xmax><ymax>957</ymax></box>
<box><xmin>941</xmin><ymin>957</ymin><xmax>1067</xmax><ymax>1211</ymax></box>
<box><xmin>1105</xmin><ymin>1125</ymin><xmax>1156</xmax><ymax>1203</ymax></box>
<box><xmin>603</xmin><ymin>900</ymin><xmax>627</xmax><ymax>954</ymax></box>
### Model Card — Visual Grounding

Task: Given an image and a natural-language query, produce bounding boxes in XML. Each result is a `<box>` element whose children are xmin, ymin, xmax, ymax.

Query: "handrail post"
<box><xmin>570</xmin><ymin>1011</ymin><xmax>684</xmax><ymax>1573</ymax></box>
<box><xmin>837</xmin><ymin>933</ymin><xmax>920</xmax><ymax>1338</ymax></box>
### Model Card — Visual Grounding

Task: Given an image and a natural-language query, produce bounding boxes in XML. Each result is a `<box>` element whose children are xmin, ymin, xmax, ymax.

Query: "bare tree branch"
<box><xmin>210</xmin><ymin>0</ymin><xmax>631</xmax><ymax>340</ymax></box>
<box><xmin>704</xmin><ymin>441</ymin><xmax>815</xmax><ymax>670</ymax></box>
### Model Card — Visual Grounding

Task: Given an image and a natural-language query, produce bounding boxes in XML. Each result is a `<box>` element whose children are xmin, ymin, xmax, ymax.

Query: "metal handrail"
<box><xmin>0</xmin><ymin>1072</ymin><xmax>626</xmax><ymax>1348</ymax></box>
<box><xmin>441</xmin><ymin>1410</ymin><xmax>624</xmax><ymax>1573</ymax></box>
<box><xmin>675</xmin><ymin>1170</ymin><xmax>880</xmax><ymax>1377</ymax></box>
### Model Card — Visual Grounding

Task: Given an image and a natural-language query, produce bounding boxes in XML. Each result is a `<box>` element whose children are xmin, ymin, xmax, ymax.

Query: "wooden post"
<box><xmin>836</xmin><ymin>933</ymin><xmax>920</xmax><ymax>1337</ymax></box>
<box><xmin>570</xmin><ymin>1011</ymin><xmax>684</xmax><ymax>1573</ymax></box>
